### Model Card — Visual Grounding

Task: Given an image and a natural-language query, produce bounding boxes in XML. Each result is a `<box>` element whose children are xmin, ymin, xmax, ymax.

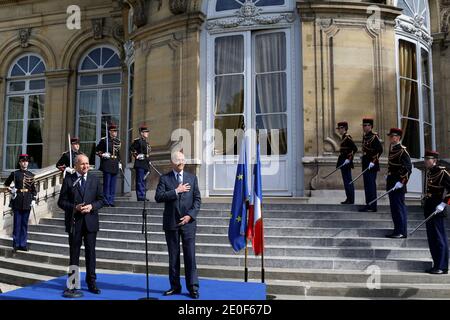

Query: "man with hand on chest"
<box><xmin>155</xmin><ymin>151</ymin><xmax>201</xmax><ymax>299</ymax></box>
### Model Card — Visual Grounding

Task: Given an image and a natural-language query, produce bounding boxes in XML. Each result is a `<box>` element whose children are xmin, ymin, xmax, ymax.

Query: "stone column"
<box><xmin>43</xmin><ymin>69</ymin><xmax>72</xmax><ymax>167</ymax></box>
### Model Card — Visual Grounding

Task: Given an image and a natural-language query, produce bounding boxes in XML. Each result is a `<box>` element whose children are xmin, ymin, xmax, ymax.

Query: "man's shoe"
<box><xmin>87</xmin><ymin>283</ymin><xmax>101</xmax><ymax>294</ymax></box>
<box><xmin>428</xmin><ymin>269</ymin><xmax>448</xmax><ymax>275</ymax></box>
<box><xmin>358</xmin><ymin>207</ymin><xmax>369</xmax><ymax>212</ymax></box>
<box><xmin>385</xmin><ymin>233</ymin><xmax>407</xmax><ymax>239</ymax></box>
<box><xmin>341</xmin><ymin>199</ymin><xmax>350</xmax><ymax>204</ymax></box>
<box><xmin>163</xmin><ymin>288</ymin><xmax>181</xmax><ymax>296</ymax></box>
<box><xmin>20</xmin><ymin>246</ymin><xmax>29</xmax><ymax>252</ymax></box>
<box><xmin>189</xmin><ymin>290</ymin><xmax>199</xmax><ymax>299</ymax></box>
<box><xmin>109</xmin><ymin>204</ymin><xmax>115</xmax><ymax>207</ymax></box>
<box><xmin>62</xmin><ymin>288</ymin><xmax>84</xmax><ymax>298</ymax></box>
<box><xmin>367</xmin><ymin>208</ymin><xmax>377</xmax><ymax>212</ymax></box>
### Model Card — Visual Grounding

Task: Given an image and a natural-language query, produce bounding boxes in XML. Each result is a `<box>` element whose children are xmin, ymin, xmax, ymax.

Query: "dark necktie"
<box><xmin>80</xmin><ymin>176</ymin><xmax>86</xmax><ymax>192</ymax></box>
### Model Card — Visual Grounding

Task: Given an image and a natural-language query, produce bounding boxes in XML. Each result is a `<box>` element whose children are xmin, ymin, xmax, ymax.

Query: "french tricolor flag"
<box><xmin>247</xmin><ymin>143</ymin><xmax>264</xmax><ymax>256</ymax></box>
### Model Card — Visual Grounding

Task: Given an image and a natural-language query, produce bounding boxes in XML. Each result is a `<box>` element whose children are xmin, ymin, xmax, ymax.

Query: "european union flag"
<box><xmin>228</xmin><ymin>137</ymin><xmax>249</xmax><ymax>252</ymax></box>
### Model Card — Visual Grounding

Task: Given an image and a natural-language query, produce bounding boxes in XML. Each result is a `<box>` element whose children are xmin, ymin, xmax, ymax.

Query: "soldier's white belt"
<box><xmin>18</xmin><ymin>189</ymin><xmax>29</xmax><ymax>192</ymax></box>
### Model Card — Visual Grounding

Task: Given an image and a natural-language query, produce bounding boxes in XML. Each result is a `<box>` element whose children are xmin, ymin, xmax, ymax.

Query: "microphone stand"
<box><xmin>139</xmin><ymin>170</ymin><xmax>158</xmax><ymax>300</ymax></box>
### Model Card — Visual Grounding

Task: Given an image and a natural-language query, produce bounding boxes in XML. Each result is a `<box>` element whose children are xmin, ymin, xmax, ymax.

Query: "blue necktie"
<box><xmin>80</xmin><ymin>176</ymin><xmax>86</xmax><ymax>192</ymax></box>
<box><xmin>177</xmin><ymin>173</ymin><xmax>182</xmax><ymax>185</ymax></box>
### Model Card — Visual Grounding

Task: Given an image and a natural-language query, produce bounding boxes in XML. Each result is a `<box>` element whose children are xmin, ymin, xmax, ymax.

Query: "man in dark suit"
<box><xmin>58</xmin><ymin>154</ymin><xmax>104</xmax><ymax>297</ymax></box>
<box><xmin>155</xmin><ymin>151</ymin><xmax>201</xmax><ymax>299</ymax></box>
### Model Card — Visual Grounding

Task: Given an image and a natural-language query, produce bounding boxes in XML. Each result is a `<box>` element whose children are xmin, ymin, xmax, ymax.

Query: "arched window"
<box><xmin>395</xmin><ymin>0</ymin><xmax>434</xmax><ymax>159</ymax></box>
<box><xmin>4</xmin><ymin>54</ymin><xmax>46</xmax><ymax>170</ymax></box>
<box><xmin>76</xmin><ymin>46</ymin><xmax>122</xmax><ymax>165</ymax></box>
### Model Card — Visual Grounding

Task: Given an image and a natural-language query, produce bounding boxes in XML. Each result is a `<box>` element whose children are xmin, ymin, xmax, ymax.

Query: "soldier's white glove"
<box><xmin>343</xmin><ymin>159</ymin><xmax>350</xmax><ymax>166</ymax></box>
<box><xmin>394</xmin><ymin>182</ymin><xmax>404</xmax><ymax>190</ymax></box>
<box><xmin>64</xmin><ymin>167</ymin><xmax>75</xmax><ymax>175</ymax></box>
<box><xmin>436</xmin><ymin>202</ymin><xmax>447</xmax><ymax>213</ymax></box>
<box><xmin>31</xmin><ymin>200</ymin><xmax>36</xmax><ymax>207</ymax></box>
<box><xmin>9</xmin><ymin>187</ymin><xmax>17</xmax><ymax>200</ymax></box>
<box><xmin>118</xmin><ymin>163</ymin><xmax>122</xmax><ymax>170</ymax></box>
<box><xmin>137</xmin><ymin>154</ymin><xmax>145</xmax><ymax>160</ymax></box>
<box><xmin>368</xmin><ymin>162</ymin><xmax>375</xmax><ymax>170</ymax></box>
<box><xmin>102</xmin><ymin>152</ymin><xmax>111</xmax><ymax>159</ymax></box>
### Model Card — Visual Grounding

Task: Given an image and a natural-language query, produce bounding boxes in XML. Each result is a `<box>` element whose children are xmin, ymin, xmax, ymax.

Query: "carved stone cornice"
<box><xmin>206</xmin><ymin>0</ymin><xmax>295</xmax><ymax>32</ymax></box>
<box><xmin>92</xmin><ymin>18</ymin><xmax>104</xmax><ymax>40</ymax></box>
<box><xmin>123</xmin><ymin>40</ymin><xmax>135</xmax><ymax>65</ymax></box>
<box><xmin>18</xmin><ymin>27</ymin><xmax>31</xmax><ymax>48</ymax></box>
<box><xmin>395</xmin><ymin>17</ymin><xmax>432</xmax><ymax>45</ymax></box>
<box><xmin>128</xmin><ymin>0</ymin><xmax>148</xmax><ymax>27</ymax></box>
<box><xmin>169</xmin><ymin>0</ymin><xmax>188</xmax><ymax>15</ymax></box>
<box><xmin>297</xmin><ymin>1</ymin><xmax>402</xmax><ymax>23</ymax></box>
<box><xmin>44</xmin><ymin>69</ymin><xmax>72</xmax><ymax>87</ymax></box>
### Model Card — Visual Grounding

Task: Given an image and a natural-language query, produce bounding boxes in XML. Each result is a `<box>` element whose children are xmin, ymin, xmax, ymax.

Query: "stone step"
<box><xmin>59</xmin><ymin>212</ymin><xmax>432</xmax><ymax>226</ymax></box>
<box><xmin>0</xmin><ymin>253</ymin><xmax>445</xmax><ymax>298</ymax></box>
<box><xmin>268</xmin><ymin>280</ymin><xmax>450</xmax><ymax>299</ymax></box>
<box><xmin>26</xmin><ymin>229</ymin><xmax>438</xmax><ymax>248</ymax></box>
<box><xmin>3</xmin><ymin>235</ymin><xmax>435</xmax><ymax>260</ymax></box>
<box><xmin>55</xmin><ymin>208</ymin><xmax>429</xmax><ymax>220</ymax></box>
<box><xmin>0</xmin><ymin>266</ymin><xmax>52</xmax><ymax>287</ymax></box>
<box><xmin>111</xmin><ymin>201</ymin><xmax>423</xmax><ymax>212</ymax></box>
<box><xmin>0</xmin><ymin>245</ymin><xmax>445</xmax><ymax>286</ymax></box>
<box><xmin>39</xmin><ymin>217</ymin><xmax>441</xmax><ymax>233</ymax></box>
<box><xmin>29</xmin><ymin>223</ymin><xmax>432</xmax><ymax>238</ymax></box>
<box><xmin>0</xmin><ymin>238</ymin><xmax>432</xmax><ymax>271</ymax></box>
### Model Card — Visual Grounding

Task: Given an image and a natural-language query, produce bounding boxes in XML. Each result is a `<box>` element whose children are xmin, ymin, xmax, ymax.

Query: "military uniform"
<box><xmin>56</xmin><ymin>137</ymin><xmax>83</xmax><ymax>173</ymax></box>
<box><xmin>4</xmin><ymin>154</ymin><xmax>37</xmax><ymax>251</ymax></box>
<box><xmin>336</xmin><ymin>122</ymin><xmax>358</xmax><ymax>204</ymax></box>
<box><xmin>130</xmin><ymin>125</ymin><xmax>151</xmax><ymax>201</ymax></box>
<box><xmin>422</xmin><ymin>151</ymin><xmax>450</xmax><ymax>274</ymax></box>
<box><xmin>95</xmin><ymin>124</ymin><xmax>121</xmax><ymax>206</ymax></box>
<box><xmin>386</xmin><ymin>128</ymin><xmax>412</xmax><ymax>238</ymax></box>
<box><xmin>360</xmin><ymin>118</ymin><xmax>383</xmax><ymax>212</ymax></box>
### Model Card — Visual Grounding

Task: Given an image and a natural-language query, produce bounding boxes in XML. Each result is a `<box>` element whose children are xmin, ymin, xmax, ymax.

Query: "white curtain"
<box><xmin>214</xmin><ymin>35</ymin><xmax>245</xmax><ymax>155</ymax></box>
<box><xmin>255</xmin><ymin>32</ymin><xmax>287</xmax><ymax>154</ymax></box>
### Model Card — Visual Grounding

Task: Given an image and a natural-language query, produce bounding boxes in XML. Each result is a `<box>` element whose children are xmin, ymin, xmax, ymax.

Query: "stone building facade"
<box><xmin>0</xmin><ymin>0</ymin><xmax>447</xmax><ymax>198</ymax></box>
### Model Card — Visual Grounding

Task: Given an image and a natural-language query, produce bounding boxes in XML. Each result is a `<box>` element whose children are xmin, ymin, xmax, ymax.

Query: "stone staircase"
<box><xmin>1</xmin><ymin>197</ymin><xmax>450</xmax><ymax>299</ymax></box>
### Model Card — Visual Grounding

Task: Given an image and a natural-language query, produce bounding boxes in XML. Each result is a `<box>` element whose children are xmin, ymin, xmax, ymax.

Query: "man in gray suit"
<box><xmin>155</xmin><ymin>151</ymin><xmax>201</xmax><ymax>299</ymax></box>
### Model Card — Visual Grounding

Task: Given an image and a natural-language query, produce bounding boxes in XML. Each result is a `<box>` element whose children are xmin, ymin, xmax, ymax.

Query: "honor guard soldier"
<box><xmin>130</xmin><ymin>124</ymin><xmax>151</xmax><ymax>201</ymax></box>
<box><xmin>56</xmin><ymin>137</ymin><xmax>83</xmax><ymax>175</ymax></box>
<box><xmin>336</xmin><ymin>121</ymin><xmax>358</xmax><ymax>204</ymax></box>
<box><xmin>385</xmin><ymin>128</ymin><xmax>412</xmax><ymax>239</ymax></box>
<box><xmin>422</xmin><ymin>150</ymin><xmax>450</xmax><ymax>274</ymax></box>
<box><xmin>4</xmin><ymin>154</ymin><xmax>37</xmax><ymax>251</ymax></box>
<box><xmin>95</xmin><ymin>123</ymin><xmax>121</xmax><ymax>207</ymax></box>
<box><xmin>359</xmin><ymin>118</ymin><xmax>383</xmax><ymax>212</ymax></box>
